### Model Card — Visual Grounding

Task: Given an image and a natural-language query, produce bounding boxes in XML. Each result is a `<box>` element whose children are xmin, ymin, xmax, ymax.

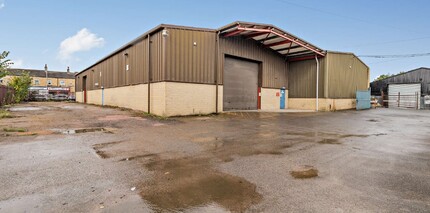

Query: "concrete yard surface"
<box><xmin>0</xmin><ymin>102</ymin><xmax>429</xmax><ymax>212</ymax></box>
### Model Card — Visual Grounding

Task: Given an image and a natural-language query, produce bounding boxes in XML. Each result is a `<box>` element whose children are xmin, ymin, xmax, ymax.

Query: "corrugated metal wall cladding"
<box><xmin>288</xmin><ymin>58</ymin><xmax>326</xmax><ymax>98</ymax></box>
<box><xmin>372</xmin><ymin>68</ymin><xmax>430</xmax><ymax>95</ymax></box>
<box><xmin>150</xmin><ymin>31</ymin><xmax>164</xmax><ymax>82</ymax></box>
<box><xmin>76</xmin><ymin>28</ymin><xmax>289</xmax><ymax>91</ymax></box>
<box><xmin>288</xmin><ymin>52</ymin><xmax>369</xmax><ymax>99</ymax></box>
<box><xmin>219</xmin><ymin>37</ymin><xmax>288</xmax><ymax>88</ymax></box>
<box><xmin>165</xmin><ymin>28</ymin><xmax>216</xmax><ymax>83</ymax></box>
<box><xmin>327</xmin><ymin>52</ymin><xmax>369</xmax><ymax>98</ymax></box>
<box><xmin>75</xmin><ymin>37</ymin><xmax>150</xmax><ymax>91</ymax></box>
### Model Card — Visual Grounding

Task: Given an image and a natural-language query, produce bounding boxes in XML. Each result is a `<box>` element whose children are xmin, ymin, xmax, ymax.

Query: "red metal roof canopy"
<box><xmin>219</xmin><ymin>21</ymin><xmax>326</xmax><ymax>60</ymax></box>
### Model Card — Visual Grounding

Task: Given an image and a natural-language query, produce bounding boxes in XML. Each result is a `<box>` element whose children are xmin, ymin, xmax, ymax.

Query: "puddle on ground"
<box><xmin>92</xmin><ymin>127</ymin><xmax>380</xmax><ymax>212</ymax></box>
<box><xmin>95</xmin><ymin>150</ymin><xmax>110</xmax><ymax>159</ymax></box>
<box><xmin>367</xmin><ymin>119</ymin><xmax>379</xmax><ymax>122</ymax></box>
<box><xmin>340</xmin><ymin>134</ymin><xmax>369</xmax><ymax>138</ymax></box>
<box><xmin>119</xmin><ymin>153</ymin><xmax>157</xmax><ymax>161</ymax></box>
<box><xmin>139</xmin><ymin>156</ymin><xmax>262</xmax><ymax>212</ymax></box>
<box><xmin>60</xmin><ymin>127</ymin><xmax>114</xmax><ymax>134</ymax></box>
<box><xmin>98</xmin><ymin>115</ymin><xmax>147</xmax><ymax>121</ymax></box>
<box><xmin>318</xmin><ymin>138</ymin><xmax>342</xmax><ymax>144</ymax></box>
<box><xmin>8</xmin><ymin>106</ymin><xmax>44</xmax><ymax>111</ymax></box>
<box><xmin>93</xmin><ymin>140</ymin><xmax>127</xmax><ymax>159</ymax></box>
<box><xmin>61</xmin><ymin>105</ymin><xmax>85</xmax><ymax>110</ymax></box>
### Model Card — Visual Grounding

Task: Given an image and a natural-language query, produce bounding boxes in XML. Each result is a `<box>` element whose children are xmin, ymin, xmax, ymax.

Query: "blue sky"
<box><xmin>1</xmin><ymin>0</ymin><xmax>429</xmax><ymax>80</ymax></box>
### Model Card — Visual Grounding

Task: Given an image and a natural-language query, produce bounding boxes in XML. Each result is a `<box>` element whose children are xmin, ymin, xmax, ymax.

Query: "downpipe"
<box><xmin>315</xmin><ymin>55</ymin><xmax>319</xmax><ymax>112</ymax></box>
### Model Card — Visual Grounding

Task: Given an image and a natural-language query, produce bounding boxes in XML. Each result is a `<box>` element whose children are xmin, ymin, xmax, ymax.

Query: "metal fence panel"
<box><xmin>388</xmin><ymin>84</ymin><xmax>420</xmax><ymax>109</ymax></box>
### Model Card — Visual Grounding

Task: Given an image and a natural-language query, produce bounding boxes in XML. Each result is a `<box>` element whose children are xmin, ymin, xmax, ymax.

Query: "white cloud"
<box><xmin>58</xmin><ymin>28</ymin><xmax>105</xmax><ymax>61</ymax></box>
<box><xmin>9</xmin><ymin>59</ymin><xmax>24</xmax><ymax>68</ymax></box>
<box><xmin>0</xmin><ymin>3</ymin><xmax>4</xmax><ymax>9</ymax></box>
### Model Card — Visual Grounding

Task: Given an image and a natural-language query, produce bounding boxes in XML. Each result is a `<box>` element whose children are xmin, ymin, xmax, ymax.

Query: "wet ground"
<box><xmin>0</xmin><ymin>102</ymin><xmax>429</xmax><ymax>212</ymax></box>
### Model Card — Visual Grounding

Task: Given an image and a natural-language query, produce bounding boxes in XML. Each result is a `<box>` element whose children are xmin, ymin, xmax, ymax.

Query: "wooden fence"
<box><xmin>0</xmin><ymin>85</ymin><xmax>14</xmax><ymax>106</ymax></box>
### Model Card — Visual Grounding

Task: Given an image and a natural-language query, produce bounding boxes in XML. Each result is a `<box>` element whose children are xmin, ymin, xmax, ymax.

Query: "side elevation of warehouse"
<box><xmin>75</xmin><ymin>21</ymin><xmax>369</xmax><ymax>116</ymax></box>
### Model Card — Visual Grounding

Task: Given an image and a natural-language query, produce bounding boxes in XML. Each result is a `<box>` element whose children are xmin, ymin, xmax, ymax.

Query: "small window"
<box><xmin>47</xmin><ymin>79</ymin><xmax>52</xmax><ymax>85</ymax></box>
<box><xmin>34</xmin><ymin>79</ymin><xmax>40</xmax><ymax>85</ymax></box>
<box><xmin>60</xmin><ymin>80</ymin><xmax>65</xmax><ymax>86</ymax></box>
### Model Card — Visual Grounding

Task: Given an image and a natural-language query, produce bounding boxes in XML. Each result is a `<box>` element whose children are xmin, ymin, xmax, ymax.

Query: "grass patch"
<box><xmin>3</xmin><ymin>127</ymin><xmax>27</xmax><ymax>132</ymax></box>
<box><xmin>139</xmin><ymin>112</ymin><xmax>169</xmax><ymax>120</ymax></box>
<box><xmin>0</xmin><ymin>110</ymin><xmax>14</xmax><ymax>119</ymax></box>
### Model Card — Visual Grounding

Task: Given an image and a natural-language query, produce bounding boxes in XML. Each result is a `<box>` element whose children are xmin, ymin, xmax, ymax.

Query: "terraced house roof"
<box><xmin>6</xmin><ymin>68</ymin><xmax>76</xmax><ymax>79</ymax></box>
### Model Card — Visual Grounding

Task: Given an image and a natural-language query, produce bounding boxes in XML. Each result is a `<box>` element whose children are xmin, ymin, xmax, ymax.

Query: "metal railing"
<box><xmin>421</xmin><ymin>96</ymin><xmax>430</xmax><ymax>110</ymax></box>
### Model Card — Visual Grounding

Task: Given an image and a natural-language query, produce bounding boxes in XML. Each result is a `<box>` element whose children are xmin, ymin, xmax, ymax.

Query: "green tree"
<box><xmin>0</xmin><ymin>51</ymin><xmax>11</xmax><ymax>78</ymax></box>
<box><xmin>375</xmin><ymin>74</ymin><xmax>392</xmax><ymax>81</ymax></box>
<box><xmin>376</xmin><ymin>71</ymin><xmax>408</xmax><ymax>81</ymax></box>
<box><xmin>8</xmin><ymin>71</ymin><xmax>32</xmax><ymax>103</ymax></box>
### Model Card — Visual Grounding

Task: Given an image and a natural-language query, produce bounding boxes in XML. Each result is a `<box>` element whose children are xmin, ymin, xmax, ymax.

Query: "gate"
<box><xmin>385</xmin><ymin>84</ymin><xmax>421</xmax><ymax>109</ymax></box>
<box><xmin>383</xmin><ymin>93</ymin><xmax>420</xmax><ymax>109</ymax></box>
<box><xmin>356</xmin><ymin>90</ymin><xmax>371</xmax><ymax>110</ymax></box>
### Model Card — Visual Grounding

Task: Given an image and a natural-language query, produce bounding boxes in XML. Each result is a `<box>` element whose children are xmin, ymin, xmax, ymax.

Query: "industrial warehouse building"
<box><xmin>75</xmin><ymin>21</ymin><xmax>370</xmax><ymax>116</ymax></box>
<box><xmin>371</xmin><ymin>67</ymin><xmax>430</xmax><ymax>96</ymax></box>
<box><xmin>371</xmin><ymin>67</ymin><xmax>430</xmax><ymax>109</ymax></box>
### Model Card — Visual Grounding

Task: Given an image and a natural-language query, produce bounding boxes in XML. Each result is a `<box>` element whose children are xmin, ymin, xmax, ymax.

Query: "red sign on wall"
<box><xmin>276</xmin><ymin>92</ymin><xmax>280</xmax><ymax>97</ymax></box>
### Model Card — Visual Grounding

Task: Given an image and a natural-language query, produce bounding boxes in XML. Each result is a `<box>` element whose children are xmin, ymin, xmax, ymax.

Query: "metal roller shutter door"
<box><xmin>223</xmin><ymin>56</ymin><xmax>259</xmax><ymax>110</ymax></box>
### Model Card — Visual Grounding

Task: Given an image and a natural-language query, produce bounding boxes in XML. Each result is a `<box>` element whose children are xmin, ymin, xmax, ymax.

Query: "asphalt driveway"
<box><xmin>0</xmin><ymin>102</ymin><xmax>429</xmax><ymax>212</ymax></box>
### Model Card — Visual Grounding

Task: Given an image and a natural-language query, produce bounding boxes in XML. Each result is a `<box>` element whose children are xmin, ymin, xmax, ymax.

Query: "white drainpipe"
<box><xmin>315</xmin><ymin>55</ymin><xmax>319</xmax><ymax>112</ymax></box>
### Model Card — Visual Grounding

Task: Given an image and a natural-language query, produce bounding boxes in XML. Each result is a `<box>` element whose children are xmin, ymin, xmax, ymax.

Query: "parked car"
<box><xmin>51</xmin><ymin>94</ymin><xmax>69</xmax><ymax>101</ymax></box>
<box><xmin>34</xmin><ymin>94</ymin><xmax>50</xmax><ymax>101</ymax></box>
<box><xmin>68</xmin><ymin>95</ymin><xmax>76</xmax><ymax>101</ymax></box>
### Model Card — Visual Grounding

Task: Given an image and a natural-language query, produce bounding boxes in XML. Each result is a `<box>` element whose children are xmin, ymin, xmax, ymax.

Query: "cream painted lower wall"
<box><xmin>76</xmin><ymin>92</ymin><xmax>83</xmax><ymax>103</ymax></box>
<box><xmin>105</xmin><ymin>84</ymin><xmax>148</xmax><ymax>112</ymax></box>
<box><xmin>261</xmin><ymin>88</ymin><xmax>287</xmax><ymax>110</ymax></box>
<box><xmin>150</xmin><ymin>82</ymin><xmax>166</xmax><ymax>116</ymax></box>
<box><xmin>86</xmin><ymin>90</ymin><xmax>102</xmax><ymax>105</ymax></box>
<box><xmin>75</xmin><ymin>82</ymin><xmax>289</xmax><ymax>116</ymax></box>
<box><xmin>164</xmin><ymin>82</ymin><xmax>220</xmax><ymax>116</ymax></box>
<box><xmin>288</xmin><ymin>98</ymin><xmax>356</xmax><ymax>111</ymax></box>
<box><xmin>217</xmin><ymin>86</ymin><xmax>223</xmax><ymax>113</ymax></box>
<box><xmin>75</xmin><ymin>84</ymin><xmax>149</xmax><ymax>112</ymax></box>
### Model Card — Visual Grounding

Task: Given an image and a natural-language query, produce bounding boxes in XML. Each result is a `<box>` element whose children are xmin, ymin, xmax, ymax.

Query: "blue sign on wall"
<box><xmin>280</xmin><ymin>87</ymin><xmax>286</xmax><ymax>109</ymax></box>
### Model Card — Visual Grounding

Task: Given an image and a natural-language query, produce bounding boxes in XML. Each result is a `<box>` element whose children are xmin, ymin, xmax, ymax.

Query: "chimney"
<box><xmin>67</xmin><ymin>66</ymin><xmax>70</xmax><ymax>73</ymax></box>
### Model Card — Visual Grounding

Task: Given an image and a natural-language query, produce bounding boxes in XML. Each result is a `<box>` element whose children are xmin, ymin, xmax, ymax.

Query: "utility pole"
<box><xmin>44</xmin><ymin>64</ymin><xmax>48</xmax><ymax>90</ymax></box>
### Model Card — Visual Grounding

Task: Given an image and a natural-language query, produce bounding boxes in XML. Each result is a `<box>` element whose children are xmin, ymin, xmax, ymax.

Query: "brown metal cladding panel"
<box><xmin>165</xmin><ymin>28</ymin><xmax>216</xmax><ymax>84</ymax></box>
<box><xmin>288</xmin><ymin>58</ymin><xmax>326</xmax><ymax>98</ymax></box>
<box><xmin>130</xmin><ymin>38</ymin><xmax>147</xmax><ymax>84</ymax></box>
<box><xmin>219</xmin><ymin>37</ymin><xmax>287</xmax><ymax>88</ymax></box>
<box><xmin>150</xmin><ymin>31</ymin><xmax>164</xmax><ymax>82</ymax></box>
<box><xmin>75</xmin><ymin>76</ymin><xmax>80</xmax><ymax>91</ymax></box>
<box><xmin>89</xmin><ymin>69</ymin><xmax>94</xmax><ymax>90</ymax></box>
<box><xmin>118</xmin><ymin>52</ymin><xmax>125</xmax><ymax>87</ymax></box>
<box><xmin>327</xmin><ymin>52</ymin><xmax>369</xmax><ymax>98</ymax></box>
<box><xmin>76</xmin><ymin>37</ymin><xmax>151</xmax><ymax>90</ymax></box>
